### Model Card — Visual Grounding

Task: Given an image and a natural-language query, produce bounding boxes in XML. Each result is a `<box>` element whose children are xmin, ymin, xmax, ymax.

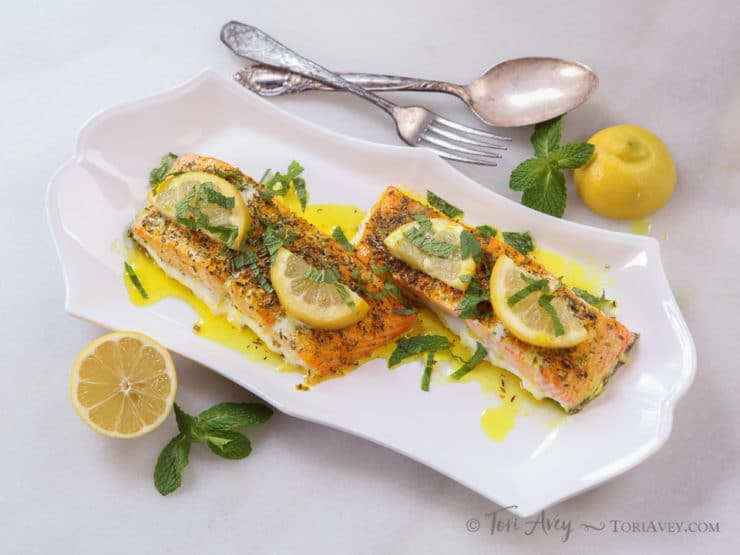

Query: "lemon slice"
<box><xmin>271</xmin><ymin>248</ymin><xmax>369</xmax><ymax>330</ymax></box>
<box><xmin>490</xmin><ymin>256</ymin><xmax>588</xmax><ymax>348</ymax></box>
<box><xmin>70</xmin><ymin>331</ymin><xmax>177</xmax><ymax>438</ymax></box>
<box><xmin>148</xmin><ymin>171</ymin><xmax>251</xmax><ymax>249</ymax></box>
<box><xmin>383</xmin><ymin>218</ymin><xmax>475</xmax><ymax>290</ymax></box>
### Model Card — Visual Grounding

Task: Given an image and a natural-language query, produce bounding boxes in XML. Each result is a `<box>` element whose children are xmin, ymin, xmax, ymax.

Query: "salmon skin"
<box><xmin>355</xmin><ymin>186</ymin><xmax>637</xmax><ymax>413</ymax></box>
<box><xmin>130</xmin><ymin>154</ymin><xmax>416</xmax><ymax>384</ymax></box>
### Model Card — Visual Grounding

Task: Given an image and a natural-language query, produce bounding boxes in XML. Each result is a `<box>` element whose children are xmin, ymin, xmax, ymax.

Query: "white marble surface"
<box><xmin>1</xmin><ymin>0</ymin><xmax>737</xmax><ymax>553</ymax></box>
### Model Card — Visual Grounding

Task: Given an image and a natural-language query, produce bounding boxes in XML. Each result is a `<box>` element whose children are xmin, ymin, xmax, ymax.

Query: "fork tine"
<box><xmin>420</xmin><ymin>135</ymin><xmax>503</xmax><ymax>159</ymax></box>
<box><xmin>427</xmin><ymin>124</ymin><xmax>508</xmax><ymax>151</ymax></box>
<box><xmin>433</xmin><ymin>116</ymin><xmax>511</xmax><ymax>143</ymax></box>
<box><xmin>420</xmin><ymin>143</ymin><xmax>499</xmax><ymax>166</ymax></box>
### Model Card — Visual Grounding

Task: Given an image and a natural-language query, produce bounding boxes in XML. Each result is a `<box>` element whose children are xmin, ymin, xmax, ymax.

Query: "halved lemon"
<box><xmin>490</xmin><ymin>256</ymin><xmax>587</xmax><ymax>348</ymax></box>
<box><xmin>70</xmin><ymin>331</ymin><xmax>177</xmax><ymax>438</ymax></box>
<box><xmin>383</xmin><ymin>218</ymin><xmax>475</xmax><ymax>290</ymax></box>
<box><xmin>148</xmin><ymin>171</ymin><xmax>251</xmax><ymax>249</ymax></box>
<box><xmin>271</xmin><ymin>248</ymin><xmax>369</xmax><ymax>330</ymax></box>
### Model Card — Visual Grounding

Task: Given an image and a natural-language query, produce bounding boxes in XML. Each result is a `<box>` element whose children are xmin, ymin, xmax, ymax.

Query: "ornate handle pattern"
<box><xmin>233</xmin><ymin>64</ymin><xmax>467</xmax><ymax>99</ymax></box>
<box><xmin>221</xmin><ymin>22</ymin><xmax>398</xmax><ymax>114</ymax></box>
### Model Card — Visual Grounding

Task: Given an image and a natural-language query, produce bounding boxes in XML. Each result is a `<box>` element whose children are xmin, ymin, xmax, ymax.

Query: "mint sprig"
<box><xmin>154</xmin><ymin>402</ymin><xmax>273</xmax><ymax>496</ymax></box>
<box><xmin>149</xmin><ymin>152</ymin><xmax>178</xmax><ymax>187</ymax></box>
<box><xmin>509</xmin><ymin>116</ymin><xmax>594</xmax><ymax>217</ymax></box>
<box><xmin>260</xmin><ymin>161</ymin><xmax>308</xmax><ymax>211</ymax></box>
<box><xmin>388</xmin><ymin>335</ymin><xmax>489</xmax><ymax>391</ymax></box>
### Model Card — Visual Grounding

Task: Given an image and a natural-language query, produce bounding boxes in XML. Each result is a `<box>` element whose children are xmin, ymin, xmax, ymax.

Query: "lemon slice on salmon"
<box><xmin>271</xmin><ymin>248</ymin><xmax>369</xmax><ymax>330</ymax></box>
<box><xmin>384</xmin><ymin>217</ymin><xmax>475</xmax><ymax>290</ymax></box>
<box><xmin>149</xmin><ymin>171</ymin><xmax>251</xmax><ymax>249</ymax></box>
<box><xmin>70</xmin><ymin>331</ymin><xmax>177</xmax><ymax>438</ymax></box>
<box><xmin>490</xmin><ymin>255</ymin><xmax>587</xmax><ymax>348</ymax></box>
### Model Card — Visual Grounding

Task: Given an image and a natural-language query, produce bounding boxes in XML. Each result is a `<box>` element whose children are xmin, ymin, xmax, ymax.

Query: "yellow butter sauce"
<box><xmin>630</xmin><ymin>219</ymin><xmax>652</xmax><ymax>235</ymax></box>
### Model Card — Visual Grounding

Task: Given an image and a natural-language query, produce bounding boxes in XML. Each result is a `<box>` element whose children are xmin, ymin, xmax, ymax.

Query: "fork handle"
<box><xmin>234</xmin><ymin>64</ymin><xmax>467</xmax><ymax>98</ymax></box>
<box><xmin>221</xmin><ymin>22</ymin><xmax>397</xmax><ymax>115</ymax></box>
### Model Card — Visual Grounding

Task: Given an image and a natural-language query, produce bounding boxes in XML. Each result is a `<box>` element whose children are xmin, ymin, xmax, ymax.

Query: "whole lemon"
<box><xmin>574</xmin><ymin>124</ymin><xmax>676</xmax><ymax>219</ymax></box>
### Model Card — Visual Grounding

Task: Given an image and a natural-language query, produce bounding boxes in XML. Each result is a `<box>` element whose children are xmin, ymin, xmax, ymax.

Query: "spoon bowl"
<box><xmin>467</xmin><ymin>57</ymin><xmax>599</xmax><ymax>127</ymax></box>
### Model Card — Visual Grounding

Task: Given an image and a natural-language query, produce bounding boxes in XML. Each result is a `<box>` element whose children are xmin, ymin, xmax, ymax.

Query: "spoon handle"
<box><xmin>234</xmin><ymin>64</ymin><xmax>467</xmax><ymax>98</ymax></box>
<box><xmin>221</xmin><ymin>22</ymin><xmax>397</xmax><ymax>114</ymax></box>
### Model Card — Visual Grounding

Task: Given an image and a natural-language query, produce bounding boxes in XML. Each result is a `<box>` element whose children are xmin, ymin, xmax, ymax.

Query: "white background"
<box><xmin>2</xmin><ymin>0</ymin><xmax>738</xmax><ymax>553</ymax></box>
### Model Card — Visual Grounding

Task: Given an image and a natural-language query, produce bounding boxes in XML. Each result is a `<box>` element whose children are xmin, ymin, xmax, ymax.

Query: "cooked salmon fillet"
<box><xmin>355</xmin><ymin>186</ymin><xmax>637</xmax><ymax>413</ymax></box>
<box><xmin>131</xmin><ymin>155</ymin><xmax>416</xmax><ymax>384</ymax></box>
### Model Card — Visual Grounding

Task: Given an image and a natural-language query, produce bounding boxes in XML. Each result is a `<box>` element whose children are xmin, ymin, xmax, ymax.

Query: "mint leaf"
<box><xmin>521</xmin><ymin>169</ymin><xmax>567</xmax><ymax>217</ymax></box>
<box><xmin>449</xmin><ymin>342</ymin><xmax>488</xmax><ymax>380</ymax></box>
<box><xmin>455</xmin><ymin>276</ymin><xmax>489</xmax><ymax>319</ymax></box>
<box><xmin>509</xmin><ymin>158</ymin><xmax>550</xmax><ymax>191</ymax></box>
<box><xmin>573</xmin><ymin>287</ymin><xmax>616</xmax><ymax>313</ymax></box>
<box><xmin>213</xmin><ymin>168</ymin><xmax>245</xmax><ymax>190</ymax></box>
<box><xmin>530</xmin><ymin>117</ymin><xmax>562</xmax><ymax>158</ymax></box>
<box><xmin>538</xmin><ymin>294</ymin><xmax>565</xmax><ymax>336</ymax></box>
<box><xmin>475</xmin><ymin>225</ymin><xmax>498</xmax><ymax>239</ymax></box>
<box><xmin>501</xmin><ymin>231</ymin><xmax>535</xmax><ymax>255</ymax></box>
<box><xmin>427</xmin><ymin>190</ymin><xmax>463</xmax><ymax>218</ymax></box>
<box><xmin>124</xmin><ymin>262</ymin><xmax>148</xmax><ymax>299</ymax></box>
<box><xmin>507</xmin><ymin>276</ymin><xmax>548</xmax><ymax>306</ymax></box>
<box><xmin>262</xmin><ymin>225</ymin><xmax>295</xmax><ymax>261</ymax></box>
<box><xmin>206</xmin><ymin>430</ymin><xmax>252</xmax><ymax>459</ymax></box>
<box><xmin>261</xmin><ymin>160</ymin><xmax>308</xmax><ymax>210</ymax></box>
<box><xmin>403</xmin><ymin>219</ymin><xmax>456</xmax><ymax>258</ymax></box>
<box><xmin>331</xmin><ymin>226</ymin><xmax>355</xmax><ymax>251</ymax></box>
<box><xmin>460</xmin><ymin>230</ymin><xmax>483</xmax><ymax>263</ymax></box>
<box><xmin>174</xmin><ymin>403</ymin><xmax>202</xmax><ymax>441</ymax></box>
<box><xmin>420</xmin><ymin>350</ymin><xmax>436</xmax><ymax>392</ymax></box>
<box><xmin>149</xmin><ymin>152</ymin><xmax>178</xmax><ymax>186</ymax></box>
<box><xmin>154</xmin><ymin>434</ymin><xmax>190</xmax><ymax>495</ymax></box>
<box><xmin>550</xmin><ymin>142</ymin><xmax>595</xmax><ymax>169</ymax></box>
<box><xmin>232</xmin><ymin>248</ymin><xmax>273</xmax><ymax>293</ymax></box>
<box><xmin>199</xmin><ymin>402</ymin><xmax>273</xmax><ymax>434</ymax></box>
<box><xmin>388</xmin><ymin>335</ymin><xmax>450</xmax><ymax>368</ymax></box>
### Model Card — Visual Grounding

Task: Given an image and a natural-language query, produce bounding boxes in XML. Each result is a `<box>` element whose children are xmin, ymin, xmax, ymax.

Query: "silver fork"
<box><xmin>220</xmin><ymin>22</ymin><xmax>510</xmax><ymax>166</ymax></box>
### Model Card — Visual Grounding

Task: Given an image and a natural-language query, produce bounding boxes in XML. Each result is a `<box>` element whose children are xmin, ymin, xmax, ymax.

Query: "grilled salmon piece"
<box><xmin>356</xmin><ymin>186</ymin><xmax>637</xmax><ymax>413</ymax></box>
<box><xmin>130</xmin><ymin>155</ymin><xmax>416</xmax><ymax>384</ymax></box>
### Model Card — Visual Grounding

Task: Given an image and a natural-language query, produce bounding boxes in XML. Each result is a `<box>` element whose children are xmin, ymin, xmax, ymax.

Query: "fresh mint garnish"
<box><xmin>475</xmin><ymin>225</ymin><xmax>498</xmax><ymax>239</ymax></box>
<box><xmin>403</xmin><ymin>214</ymin><xmax>456</xmax><ymax>258</ymax></box>
<box><xmin>427</xmin><ymin>190</ymin><xmax>463</xmax><ymax>218</ymax></box>
<box><xmin>538</xmin><ymin>294</ymin><xmax>565</xmax><ymax>336</ymax></box>
<box><xmin>174</xmin><ymin>182</ymin><xmax>239</xmax><ymax>247</ymax></box>
<box><xmin>388</xmin><ymin>335</ymin><xmax>451</xmax><ymax>392</ymax></box>
<box><xmin>261</xmin><ymin>225</ymin><xmax>296</xmax><ymax>261</ymax></box>
<box><xmin>501</xmin><ymin>231</ymin><xmax>535</xmax><ymax>255</ymax></box>
<box><xmin>389</xmin><ymin>335</ymin><xmax>489</xmax><ymax>390</ymax></box>
<box><xmin>455</xmin><ymin>276</ymin><xmax>489</xmax><ymax>319</ymax></box>
<box><xmin>509</xmin><ymin>116</ymin><xmax>594</xmax><ymax>217</ymax></box>
<box><xmin>154</xmin><ymin>434</ymin><xmax>190</xmax><ymax>496</ymax></box>
<box><xmin>507</xmin><ymin>274</ymin><xmax>549</xmax><ymax>306</ymax></box>
<box><xmin>124</xmin><ymin>262</ymin><xmax>148</xmax><ymax>299</ymax></box>
<box><xmin>303</xmin><ymin>264</ymin><xmax>355</xmax><ymax>309</ymax></box>
<box><xmin>260</xmin><ymin>161</ymin><xmax>308</xmax><ymax>211</ymax></box>
<box><xmin>154</xmin><ymin>402</ymin><xmax>273</xmax><ymax>495</ymax></box>
<box><xmin>572</xmin><ymin>287</ymin><xmax>616</xmax><ymax>312</ymax></box>
<box><xmin>449</xmin><ymin>342</ymin><xmax>488</xmax><ymax>380</ymax></box>
<box><xmin>331</xmin><ymin>226</ymin><xmax>355</xmax><ymax>252</ymax></box>
<box><xmin>460</xmin><ymin>230</ymin><xmax>483</xmax><ymax>263</ymax></box>
<box><xmin>232</xmin><ymin>248</ymin><xmax>273</xmax><ymax>293</ymax></box>
<box><xmin>149</xmin><ymin>152</ymin><xmax>178</xmax><ymax>187</ymax></box>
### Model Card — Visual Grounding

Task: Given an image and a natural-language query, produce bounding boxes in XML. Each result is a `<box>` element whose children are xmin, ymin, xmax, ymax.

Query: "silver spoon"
<box><xmin>234</xmin><ymin>58</ymin><xmax>598</xmax><ymax>128</ymax></box>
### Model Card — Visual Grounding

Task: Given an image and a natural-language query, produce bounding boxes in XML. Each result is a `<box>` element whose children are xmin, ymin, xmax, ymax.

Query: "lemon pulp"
<box><xmin>70</xmin><ymin>331</ymin><xmax>177</xmax><ymax>438</ymax></box>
